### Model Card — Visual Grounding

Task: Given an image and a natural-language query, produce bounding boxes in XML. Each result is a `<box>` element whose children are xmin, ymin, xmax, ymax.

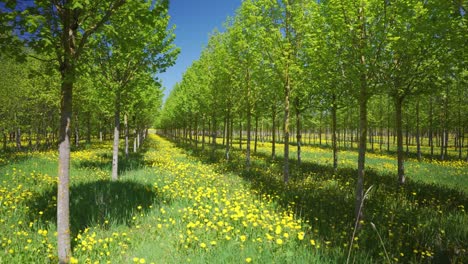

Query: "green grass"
<box><xmin>0</xmin><ymin>135</ymin><xmax>466</xmax><ymax>263</ymax></box>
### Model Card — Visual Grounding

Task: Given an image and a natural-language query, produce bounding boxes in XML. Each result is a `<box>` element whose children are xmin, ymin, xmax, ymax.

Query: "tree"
<box><xmin>92</xmin><ymin>0</ymin><xmax>178</xmax><ymax>181</ymax></box>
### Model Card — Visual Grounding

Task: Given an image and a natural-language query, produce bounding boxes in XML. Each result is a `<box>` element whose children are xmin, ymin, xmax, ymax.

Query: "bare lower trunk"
<box><xmin>16</xmin><ymin>127</ymin><xmax>21</xmax><ymax>151</ymax></box>
<box><xmin>283</xmin><ymin>77</ymin><xmax>290</xmax><ymax>184</ymax></box>
<box><xmin>254</xmin><ymin>115</ymin><xmax>258</xmax><ymax>154</ymax></box>
<box><xmin>246</xmin><ymin>109</ymin><xmax>251</xmax><ymax>169</ymax></box>
<box><xmin>225</xmin><ymin>111</ymin><xmax>230</xmax><ymax>160</ymax></box>
<box><xmin>272</xmin><ymin>108</ymin><xmax>276</xmax><ymax>159</ymax></box>
<box><xmin>355</xmin><ymin>11</ymin><xmax>368</xmax><ymax>227</ymax></box>
<box><xmin>416</xmin><ymin>100</ymin><xmax>421</xmax><ymax>161</ymax></box>
<box><xmin>112</xmin><ymin>94</ymin><xmax>120</xmax><ymax>181</ymax></box>
<box><xmin>332</xmin><ymin>98</ymin><xmax>338</xmax><ymax>171</ymax></box>
<box><xmin>295</xmin><ymin>98</ymin><xmax>302</xmax><ymax>166</ymax></box>
<box><xmin>57</xmin><ymin>78</ymin><xmax>72</xmax><ymax>264</ymax></box>
<box><xmin>124</xmin><ymin>114</ymin><xmax>128</xmax><ymax>159</ymax></box>
<box><xmin>395</xmin><ymin>97</ymin><xmax>405</xmax><ymax>184</ymax></box>
<box><xmin>74</xmin><ymin>114</ymin><xmax>79</xmax><ymax>147</ymax></box>
<box><xmin>2</xmin><ymin>129</ymin><xmax>7</xmax><ymax>151</ymax></box>
<box><xmin>133</xmin><ymin>136</ymin><xmax>137</xmax><ymax>153</ymax></box>
<box><xmin>86</xmin><ymin>114</ymin><xmax>91</xmax><ymax>144</ymax></box>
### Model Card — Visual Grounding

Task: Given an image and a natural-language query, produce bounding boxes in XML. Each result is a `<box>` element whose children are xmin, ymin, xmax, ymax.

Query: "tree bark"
<box><xmin>355</xmin><ymin>4</ymin><xmax>367</xmax><ymax>227</ymax></box>
<box><xmin>283</xmin><ymin>75</ymin><xmax>291</xmax><ymax>184</ymax></box>
<box><xmin>395</xmin><ymin>96</ymin><xmax>405</xmax><ymax>184</ymax></box>
<box><xmin>295</xmin><ymin>97</ymin><xmax>302</xmax><ymax>166</ymax></box>
<box><xmin>272</xmin><ymin>107</ymin><xmax>276</xmax><ymax>159</ymax></box>
<box><xmin>254</xmin><ymin>115</ymin><xmax>258</xmax><ymax>154</ymax></box>
<box><xmin>124</xmin><ymin>113</ymin><xmax>129</xmax><ymax>159</ymax></box>
<box><xmin>225</xmin><ymin>110</ymin><xmax>230</xmax><ymax>160</ymax></box>
<box><xmin>331</xmin><ymin>95</ymin><xmax>338</xmax><ymax>171</ymax></box>
<box><xmin>16</xmin><ymin>127</ymin><xmax>21</xmax><ymax>151</ymax></box>
<box><xmin>112</xmin><ymin>92</ymin><xmax>121</xmax><ymax>181</ymax></box>
<box><xmin>416</xmin><ymin>100</ymin><xmax>421</xmax><ymax>161</ymax></box>
<box><xmin>74</xmin><ymin>114</ymin><xmax>79</xmax><ymax>147</ymax></box>
<box><xmin>57</xmin><ymin>75</ymin><xmax>72</xmax><ymax>264</ymax></box>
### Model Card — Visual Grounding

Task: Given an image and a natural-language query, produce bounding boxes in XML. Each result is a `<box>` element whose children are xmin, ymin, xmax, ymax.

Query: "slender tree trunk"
<box><xmin>395</xmin><ymin>96</ymin><xmax>405</xmax><ymax>184</ymax></box>
<box><xmin>246</xmin><ymin>70</ymin><xmax>251</xmax><ymax>169</ymax></box>
<box><xmin>416</xmin><ymin>100</ymin><xmax>421</xmax><ymax>161</ymax></box>
<box><xmin>319</xmin><ymin>111</ymin><xmax>323</xmax><ymax>145</ymax></box>
<box><xmin>239</xmin><ymin>119</ymin><xmax>242</xmax><ymax>150</ymax></box>
<box><xmin>112</xmin><ymin>92</ymin><xmax>121</xmax><ymax>181</ymax></box>
<box><xmin>332</xmin><ymin>96</ymin><xmax>338</xmax><ymax>171</ymax></box>
<box><xmin>355</xmin><ymin>5</ymin><xmax>367</xmax><ymax>227</ymax></box>
<box><xmin>195</xmin><ymin>115</ymin><xmax>199</xmax><ymax>148</ymax></box>
<box><xmin>225</xmin><ymin>111</ymin><xmax>230</xmax><ymax>160</ymax></box>
<box><xmin>429</xmin><ymin>97</ymin><xmax>434</xmax><ymax>159</ymax></box>
<box><xmin>74</xmin><ymin>114</ymin><xmax>79</xmax><ymax>147</ymax></box>
<box><xmin>295</xmin><ymin>97</ymin><xmax>302</xmax><ymax>166</ymax></box>
<box><xmin>283</xmin><ymin>75</ymin><xmax>291</xmax><ymax>183</ymax></box>
<box><xmin>57</xmin><ymin>74</ymin><xmax>73</xmax><ymax>264</ymax></box>
<box><xmin>202</xmin><ymin>117</ymin><xmax>206</xmax><ymax>150</ymax></box>
<box><xmin>272</xmin><ymin>107</ymin><xmax>276</xmax><ymax>159</ymax></box>
<box><xmin>254</xmin><ymin>115</ymin><xmax>258</xmax><ymax>154</ymax></box>
<box><xmin>2</xmin><ymin>129</ymin><xmax>6</xmax><ymax>151</ymax></box>
<box><xmin>86</xmin><ymin>114</ymin><xmax>91</xmax><ymax>144</ymax></box>
<box><xmin>246</xmin><ymin>108</ymin><xmax>251</xmax><ymax>169</ymax></box>
<box><xmin>16</xmin><ymin>127</ymin><xmax>21</xmax><ymax>151</ymax></box>
<box><xmin>222</xmin><ymin>115</ymin><xmax>226</xmax><ymax>146</ymax></box>
<box><xmin>124</xmin><ymin>114</ymin><xmax>129</xmax><ymax>159</ymax></box>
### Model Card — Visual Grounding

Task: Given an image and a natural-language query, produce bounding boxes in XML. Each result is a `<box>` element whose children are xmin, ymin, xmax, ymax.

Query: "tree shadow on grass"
<box><xmin>76</xmin><ymin>143</ymin><xmax>149</xmax><ymax>174</ymax></box>
<box><xmin>167</xmin><ymin>137</ymin><xmax>468</xmax><ymax>263</ymax></box>
<box><xmin>27</xmin><ymin>180</ymin><xmax>160</xmax><ymax>246</ymax></box>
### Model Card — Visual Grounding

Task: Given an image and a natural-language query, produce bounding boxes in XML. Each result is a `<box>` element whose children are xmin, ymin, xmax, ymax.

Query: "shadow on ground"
<box><xmin>27</xmin><ymin>180</ymin><xmax>160</xmax><ymax>247</ymax></box>
<box><xmin>164</xmin><ymin>136</ymin><xmax>468</xmax><ymax>263</ymax></box>
<box><xmin>76</xmin><ymin>143</ymin><xmax>149</xmax><ymax>174</ymax></box>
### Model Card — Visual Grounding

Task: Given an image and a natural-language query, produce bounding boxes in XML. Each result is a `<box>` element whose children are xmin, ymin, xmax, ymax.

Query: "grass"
<box><xmin>0</xmin><ymin>134</ymin><xmax>466</xmax><ymax>263</ymax></box>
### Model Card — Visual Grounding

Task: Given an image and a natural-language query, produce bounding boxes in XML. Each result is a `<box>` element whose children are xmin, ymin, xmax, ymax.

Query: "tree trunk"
<box><xmin>246</xmin><ymin>108</ymin><xmax>251</xmax><ymax>169</ymax></box>
<box><xmin>124</xmin><ymin>114</ymin><xmax>129</xmax><ymax>159</ymax></box>
<box><xmin>295</xmin><ymin>97</ymin><xmax>302</xmax><ymax>166</ymax></box>
<box><xmin>2</xmin><ymin>129</ymin><xmax>6</xmax><ymax>151</ymax></box>
<box><xmin>16</xmin><ymin>127</ymin><xmax>21</xmax><ymax>151</ymax></box>
<box><xmin>416</xmin><ymin>100</ymin><xmax>421</xmax><ymax>161</ymax></box>
<box><xmin>395</xmin><ymin>96</ymin><xmax>405</xmax><ymax>184</ymax></box>
<box><xmin>355</xmin><ymin>5</ymin><xmax>367</xmax><ymax>227</ymax></box>
<box><xmin>202</xmin><ymin>117</ymin><xmax>206</xmax><ymax>150</ymax></box>
<box><xmin>272</xmin><ymin>107</ymin><xmax>276</xmax><ymax>159</ymax></box>
<box><xmin>74</xmin><ymin>114</ymin><xmax>79</xmax><ymax>147</ymax></box>
<box><xmin>239</xmin><ymin>119</ymin><xmax>242</xmax><ymax>150</ymax></box>
<box><xmin>112</xmin><ymin>93</ymin><xmax>121</xmax><ymax>181</ymax></box>
<box><xmin>86</xmin><ymin>114</ymin><xmax>91</xmax><ymax>144</ymax></box>
<box><xmin>429</xmin><ymin>97</ymin><xmax>434</xmax><ymax>159</ymax></box>
<box><xmin>254</xmin><ymin>115</ymin><xmax>258</xmax><ymax>154</ymax></box>
<box><xmin>331</xmin><ymin>95</ymin><xmax>338</xmax><ymax>171</ymax></box>
<box><xmin>57</xmin><ymin>75</ymin><xmax>73</xmax><ymax>264</ymax></box>
<box><xmin>283</xmin><ymin>75</ymin><xmax>291</xmax><ymax>184</ymax></box>
<box><xmin>225</xmin><ymin>111</ymin><xmax>230</xmax><ymax>160</ymax></box>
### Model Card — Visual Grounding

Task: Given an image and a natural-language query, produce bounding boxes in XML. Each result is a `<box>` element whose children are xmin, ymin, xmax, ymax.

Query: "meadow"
<box><xmin>0</xmin><ymin>134</ymin><xmax>466</xmax><ymax>263</ymax></box>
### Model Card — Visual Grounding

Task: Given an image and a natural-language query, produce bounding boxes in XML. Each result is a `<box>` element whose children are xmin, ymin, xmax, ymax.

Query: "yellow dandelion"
<box><xmin>276</xmin><ymin>238</ymin><xmax>283</xmax><ymax>245</ymax></box>
<box><xmin>297</xmin><ymin>232</ymin><xmax>305</xmax><ymax>240</ymax></box>
<box><xmin>245</xmin><ymin>257</ymin><xmax>252</xmax><ymax>263</ymax></box>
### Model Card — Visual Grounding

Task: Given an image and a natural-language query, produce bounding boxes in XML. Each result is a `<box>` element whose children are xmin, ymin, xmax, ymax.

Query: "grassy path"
<box><xmin>0</xmin><ymin>134</ymin><xmax>466</xmax><ymax>263</ymax></box>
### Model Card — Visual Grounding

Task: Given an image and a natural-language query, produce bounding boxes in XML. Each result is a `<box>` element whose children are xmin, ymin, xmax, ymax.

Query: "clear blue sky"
<box><xmin>157</xmin><ymin>0</ymin><xmax>241</xmax><ymax>100</ymax></box>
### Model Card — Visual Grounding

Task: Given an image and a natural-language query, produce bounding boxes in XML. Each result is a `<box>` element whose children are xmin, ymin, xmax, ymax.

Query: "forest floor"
<box><xmin>0</xmin><ymin>134</ymin><xmax>466</xmax><ymax>263</ymax></box>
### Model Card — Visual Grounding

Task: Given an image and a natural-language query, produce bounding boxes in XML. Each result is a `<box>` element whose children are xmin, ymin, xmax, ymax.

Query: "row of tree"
<box><xmin>158</xmin><ymin>0</ymin><xmax>467</xmax><ymax>229</ymax></box>
<box><xmin>1</xmin><ymin>0</ymin><xmax>178</xmax><ymax>262</ymax></box>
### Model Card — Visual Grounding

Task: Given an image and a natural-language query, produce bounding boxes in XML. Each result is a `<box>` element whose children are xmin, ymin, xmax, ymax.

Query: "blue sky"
<box><xmin>157</xmin><ymin>0</ymin><xmax>241</xmax><ymax>100</ymax></box>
